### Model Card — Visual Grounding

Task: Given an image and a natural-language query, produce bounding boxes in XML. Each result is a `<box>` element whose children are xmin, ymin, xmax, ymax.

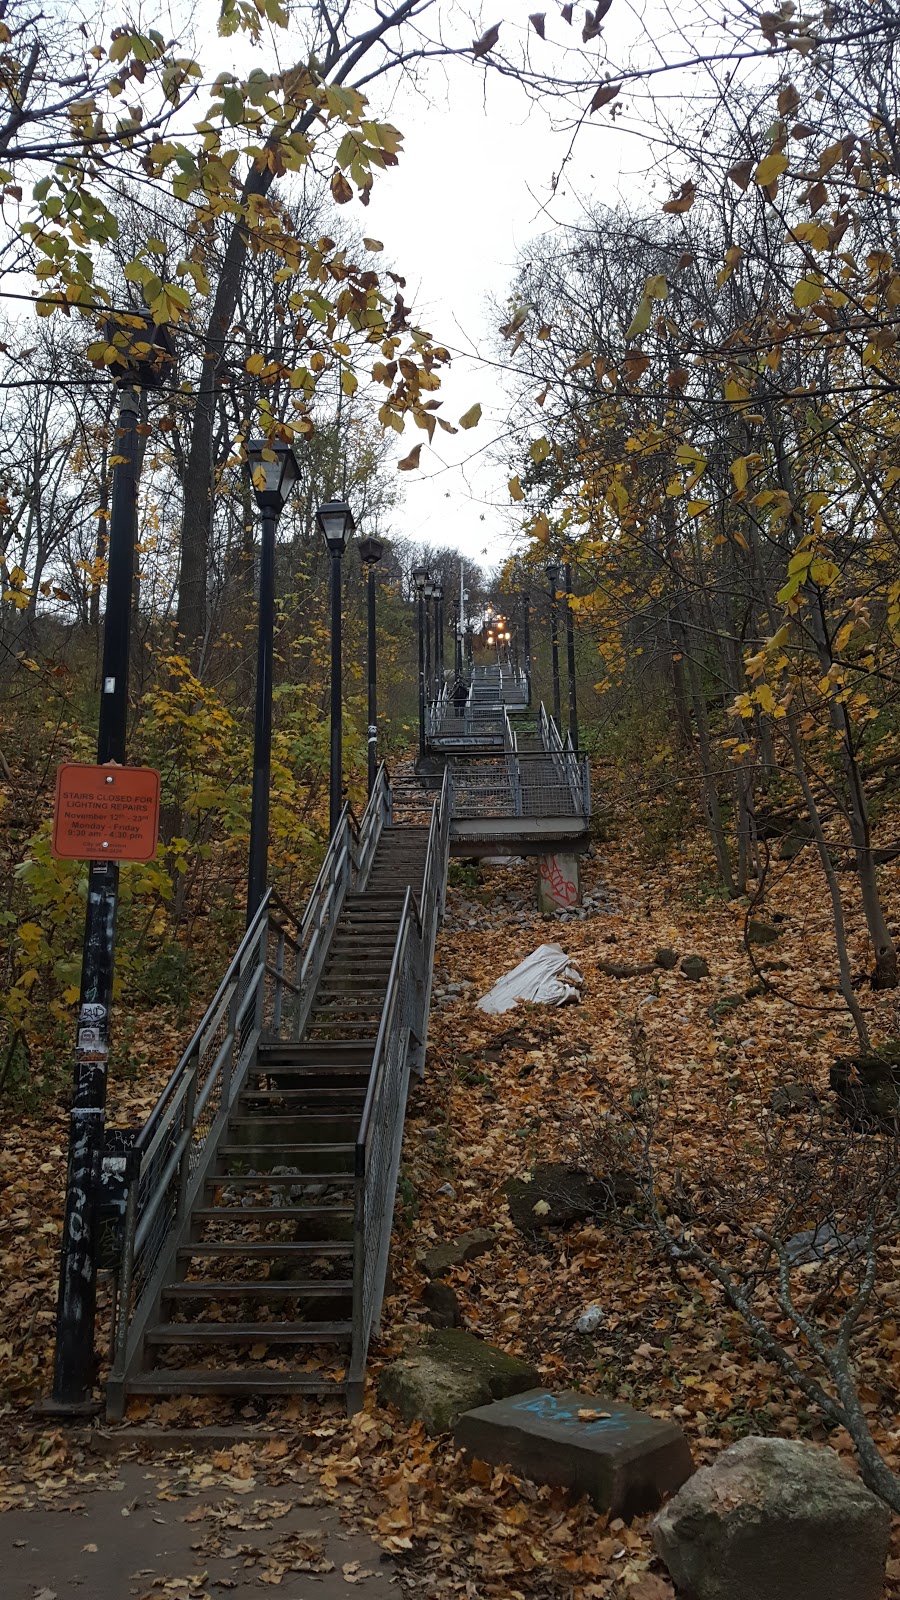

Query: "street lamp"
<box><xmin>423</xmin><ymin>577</ymin><xmax>434</xmax><ymax>708</ymax></box>
<box><xmin>546</xmin><ymin>560</ymin><xmax>562</xmax><ymax>733</ymax></box>
<box><xmin>359</xmin><ymin>535</ymin><xmax>384</xmax><ymax>796</ymax></box>
<box><xmin>318</xmin><ymin>499</ymin><xmax>356</xmax><ymax>836</ymax></box>
<box><xmin>47</xmin><ymin>318</ymin><xmax>176</xmax><ymax>1414</ymax></box>
<box><xmin>564</xmin><ymin>559</ymin><xmax>579</xmax><ymax>754</ymax></box>
<box><xmin>244</xmin><ymin>438</ymin><xmax>301</xmax><ymax>924</ymax></box>
<box><xmin>433</xmin><ymin>581</ymin><xmax>444</xmax><ymax>699</ymax></box>
<box><xmin>412</xmin><ymin>565</ymin><xmax>429</xmax><ymax>761</ymax></box>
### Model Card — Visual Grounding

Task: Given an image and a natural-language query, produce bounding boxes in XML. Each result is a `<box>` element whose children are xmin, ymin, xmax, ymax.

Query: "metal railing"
<box><xmin>106</xmin><ymin>769</ymin><xmax>392</xmax><ymax>1416</ymax></box>
<box><xmin>346</xmin><ymin>769</ymin><xmax>449</xmax><ymax>1409</ymax></box>
<box><xmin>539</xmin><ymin>702</ymin><xmax>591</xmax><ymax>817</ymax></box>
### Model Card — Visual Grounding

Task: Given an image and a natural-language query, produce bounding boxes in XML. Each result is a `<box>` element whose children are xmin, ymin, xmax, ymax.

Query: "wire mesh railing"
<box><xmin>347</xmin><ymin>770</ymin><xmax>449</xmax><ymax>1407</ymax></box>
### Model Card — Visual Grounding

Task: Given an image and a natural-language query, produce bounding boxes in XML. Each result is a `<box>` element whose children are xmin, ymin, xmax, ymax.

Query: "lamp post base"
<box><xmin>32</xmin><ymin>1395</ymin><xmax>103</xmax><ymax>1421</ymax></box>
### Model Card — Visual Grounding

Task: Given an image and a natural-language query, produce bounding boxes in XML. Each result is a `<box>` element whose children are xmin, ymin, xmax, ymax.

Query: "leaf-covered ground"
<box><xmin>3</xmin><ymin>795</ymin><xmax>900</xmax><ymax>1596</ymax></box>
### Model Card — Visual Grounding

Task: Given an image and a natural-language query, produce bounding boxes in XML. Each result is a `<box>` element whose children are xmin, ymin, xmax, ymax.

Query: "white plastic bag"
<box><xmin>477</xmin><ymin>943</ymin><xmax>584</xmax><ymax>1014</ymax></box>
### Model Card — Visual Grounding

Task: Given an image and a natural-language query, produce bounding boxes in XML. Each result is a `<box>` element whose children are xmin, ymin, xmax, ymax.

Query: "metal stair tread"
<box><xmin>126</xmin><ymin>1370</ymin><xmax>347</xmax><ymax>1392</ymax></box>
<box><xmin>193</xmin><ymin>1205</ymin><xmax>353</xmax><ymax>1220</ymax></box>
<box><xmin>179</xmin><ymin>1242</ymin><xmax>353</xmax><ymax>1257</ymax></box>
<box><xmin>163</xmin><ymin>1281</ymin><xmax>352</xmax><ymax>1299</ymax></box>
<box><xmin>147</xmin><ymin>1322</ymin><xmax>353</xmax><ymax>1342</ymax></box>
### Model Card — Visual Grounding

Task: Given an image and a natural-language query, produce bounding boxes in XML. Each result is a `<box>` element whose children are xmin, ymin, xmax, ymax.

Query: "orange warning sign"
<box><xmin>52</xmin><ymin>763</ymin><xmax>161</xmax><ymax>862</ymax></box>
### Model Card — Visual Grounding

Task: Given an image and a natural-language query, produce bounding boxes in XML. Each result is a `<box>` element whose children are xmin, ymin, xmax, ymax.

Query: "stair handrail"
<box><xmin>108</xmin><ymin>889</ymin><xmax>284</xmax><ymax>1406</ymax></box>
<box><xmin>347</xmin><ymin>888</ymin><xmax>417</xmax><ymax>1408</ymax></box>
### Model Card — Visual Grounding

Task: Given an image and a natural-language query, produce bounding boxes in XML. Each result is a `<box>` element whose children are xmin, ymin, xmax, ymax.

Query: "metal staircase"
<box><xmin>106</xmin><ymin>769</ymin><xmax>448</xmax><ymax>1417</ymax></box>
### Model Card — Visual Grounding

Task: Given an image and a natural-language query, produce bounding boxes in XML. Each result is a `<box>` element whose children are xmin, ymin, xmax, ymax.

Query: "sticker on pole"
<box><xmin>52</xmin><ymin>763</ymin><xmax>161</xmax><ymax>862</ymax></box>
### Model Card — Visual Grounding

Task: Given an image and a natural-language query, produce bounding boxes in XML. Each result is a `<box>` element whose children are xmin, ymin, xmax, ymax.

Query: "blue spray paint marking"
<box><xmin>509</xmin><ymin>1393</ymin><xmax>631</xmax><ymax>1431</ymax></box>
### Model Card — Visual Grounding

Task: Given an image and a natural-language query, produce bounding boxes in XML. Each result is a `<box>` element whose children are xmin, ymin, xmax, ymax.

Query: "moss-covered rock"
<box><xmin>378</xmin><ymin>1329</ymin><xmax>539</xmax><ymax>1435</ymax></box>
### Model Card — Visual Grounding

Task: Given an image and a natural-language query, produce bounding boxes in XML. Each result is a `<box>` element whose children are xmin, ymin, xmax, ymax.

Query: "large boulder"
<box><xmin>504</xmin><ymin>1163</ymin><xmax>635</xmax><ymax>1233</ymax></box>
<box><xmin>831</xmin><ymin>1048</ymin><xmax>900</xmax><ymax>1125</ymax></box>
<box><xmin>421</xmin><ymin>1229</ymin><xmax>495</xmax><ymax>1280</ymax></box>
<box><xmin>651</xmin><ymin>1435</ymin><xmax>890</xmax><ymax>1600</ymax></box>
<box><xmin>377</xmin><ymin>1329</ymin><xmax>539</xmax><ymax>1435</ymax></box>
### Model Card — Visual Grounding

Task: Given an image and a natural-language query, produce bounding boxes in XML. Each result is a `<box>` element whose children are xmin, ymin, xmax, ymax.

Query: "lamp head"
<box><xmin>546</xmin><ymin>560</ymin><xmax>560</xmax><ymax>587</ymax></box>
<box><xmin>424</xmin><ymin>578</ymin><xmax>435</xmax><ymax>599</ymax></box>
<box><xmin>358</xmin><ymin>535</ymin><xmax>384</xmax><ymax>567</ymax></box>
<box><xmin>317</xmin><ymin>499</ymin><xmax>355</xmax><ymax>554</ymax></box>
<box><xmin>246</xmin><ymin>437</ymin><xmax>302</xmax><ymax>513</ymax></box>
<box><xmin>412</xmin><ymin>564</ymin><xmax>428</xmax><ymax>593</ymax></box>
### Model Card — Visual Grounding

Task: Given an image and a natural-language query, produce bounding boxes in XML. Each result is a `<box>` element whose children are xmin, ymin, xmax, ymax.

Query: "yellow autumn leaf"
<box><xmin>754</xmin><ymin>150</ymin><xmax>789</xmax><ymax>185</ymax></box>
<box><xmin>793</xmin><ymin>277</ymin><xmax>823</xmax><ymax>308</ymax></box>
<box><xmin>625</xmin><ymin>296</ymin><xmax>652</xmax><ymax>341</ymax></box>
<box><xmin>397</xmin><ymin>443</ymin><xmax>422</xmax><ymax>471</ymax></box>
<box><xmin>458</xmin><ymin>402</ymin><xmax>482</xmax><ymax>430</ymax></box>
<box><xmin>687</xmin><ymin>499</ymin><xmax>710</xmax><ymax>516</ymax></box>
<box><xmin>730</xmin><ymin>457</ymin><xmax>749</xmax><ymax>493</ymax></box>
<box><xmin>646</xmin><ymin>274</ymin><xmax>668</xmax><ymax>300</ymax></box>
<box><xmin>508</xmin><ymin>476</ymin><xmax>525</xmax><ymax>502</ymax></box>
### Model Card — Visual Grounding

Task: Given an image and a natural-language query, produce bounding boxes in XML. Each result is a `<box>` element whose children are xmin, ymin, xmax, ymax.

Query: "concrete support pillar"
<box><xmin>537</xmin><ymin>852</ymin><xmax>582</xmax><ymax>913</ymax></box>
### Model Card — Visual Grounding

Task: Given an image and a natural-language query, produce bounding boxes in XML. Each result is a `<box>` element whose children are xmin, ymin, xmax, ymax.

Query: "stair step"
<box><xmin>240</xmin><ymin>1089</ymin><xmax>367</xmax><ymax>1103</ymax></box>
<box><xmin>148</xmin><ymin>1322</ymin><xmax>352</xmax><ymax>1345</ymax></box>
<box><xmin>229</xmin><ymin>1114</ymin><xmax>361</xmax><ymax>1128</ymax></box>
<box><xmin>218</xmin><ymin>1143</ymin><xmax>355</xmax><ymax>1157</ymax></box>
<box><xmin>179</xmin><ymin>1242</ymin><xmax>353</xmax><ymax>1259</ymax></box>
<box><xmin>127</xmin><ymin>1369</ymin><xmax>346</xmax><ymax>1395</ymax></box>
<box><xmin>194</xmin><ymin>1206</ymin><xmax>353</xmax><ymax>1221</ymax></box>
<box><xmin>206</xmin><ymin>1171</ymin><xmax>355</xmax><ymax>1187</ymax></box>
<box><xmin>162</xmin><ymin>1280</ymin><xmax>353</xmax><ymax>1299</ymax></box>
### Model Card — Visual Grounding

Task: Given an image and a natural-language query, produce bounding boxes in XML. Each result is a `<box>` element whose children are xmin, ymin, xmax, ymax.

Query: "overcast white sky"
<box><xmin>333</xmin><ymin>10</ymin><xmax>662</xmax><ymax>566</ymax></box>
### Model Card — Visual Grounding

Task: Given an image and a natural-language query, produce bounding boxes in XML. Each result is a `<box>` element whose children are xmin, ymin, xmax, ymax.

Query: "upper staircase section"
<box><xmin>426</xmin><ymin>663</ymin><xmax>529</xmax><ymax>752</ymax></box>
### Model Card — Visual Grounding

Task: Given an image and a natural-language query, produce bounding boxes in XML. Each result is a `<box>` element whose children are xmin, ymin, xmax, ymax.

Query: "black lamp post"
<box><xmin>244</xmin><ymin>438</ymin><xmax>301</xmax><ymax>925</ymax></box>
<box><xmin>546</xmin><ymin>560</ymin><xmax>562</xmax><ymax>733</ymax></box>
<box><xmin>47</xmin><ymin>319</ymin><xmax>175</xmax><ymax>1414</ymax></box>
<box><xmin>423</xmin><ymin>578</ymin><xmax>434</xmax><ymax>707</ymax></box>
<box><xmin>412</xmin><ymin>564</ymin><xmax>428</xmax><ymax>760</ymax></box>
<box><xmin>522</xmin><ymin>589</ymin><xmax>532</xmax><ymax>704</ymax></box>
<box><xmin>359</xmin><ymin>535</ymin><xmax>384</xmax><ymax>796</ymax></box>
<box><xmin>564</xmin><ymin>560</ymin><xmax>579</xmax><ymax>754</ymax></box>
<box><xmin>465</xmin><ymin>623</ymin><xmax>474</xmax><ymax>669</ymax></box>
<box><xmin>433</xmin><ymin>581</ymin><xmax>444</xmax><ymax>698</ymax></box>
<box><xmin>452</xmin><ymin>606</ymin><xmax>463</xmax><ymax>678</ymax></box>
<box><xmin>318</xmin><ymin>499</ymin><xmax>355</xmax><ymax>837</ymax></box>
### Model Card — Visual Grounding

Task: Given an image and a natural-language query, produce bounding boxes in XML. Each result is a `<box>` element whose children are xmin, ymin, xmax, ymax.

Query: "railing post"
<box><xmin>272</xmin><ymin>924</ymin><xmax>286</xmax><ymax>1037</ymax></box>
<box><xmin>347</xmin><ymin>1149</ymin><xmax>366</xmax><ymax>1415</ymax></box>
<box><xmin>222</xmin><ymin>968</ymin><xmax>241</xmax><ymax>1107</ymax></box>
<box><xmin>175</xmin><ymin>1065</ymin><xmax>198</xmax><ymax>1223</ymax></box>
<box><xmin>108</xmin><ymin>1161</ymin><xmax>140</xmax><ymax>1401</ymax></box>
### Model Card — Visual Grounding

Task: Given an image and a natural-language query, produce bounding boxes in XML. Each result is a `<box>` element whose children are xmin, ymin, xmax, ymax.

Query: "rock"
<box><xmin>748</xmin><ymin>919</ymin><xmax>781</xmax><ymax>945</ymax></box>
<box><xmin>655</xmin><ymin>948</ymin><xmax>679</xmax><ymax>970</ymax></box>
<box><xmin>422</xmin><ymin>1279</ymin><xmax>462</xmax><ymax>1328</ymax></box>
<box><xmin>785</xmin><ymin>1223</ymin><xmax>865</xmax><ymax>1266</ymax></box>
<box><xmin>575</xmin><ymin>1304</ymin><xmax>604</xmax><ymax>1334</ymax></box>
<box><xmin>422</xmin><ymin>1229</ymin><xmax>495</xmax><ymax>1280</ymax></box>
<box><xmin>770</xmin><ymin>1082</ymin><xmax>818</xmax><ymax>1114</ymax></box>
<box><xmin>378</xmin><ymin>1328</ymin><xmax>539</xmax><ymax>1435</ymax></box>
<box><xmin>436</xmin><ymin>1182</ymin><xmax>457</xmax><ymax>1198</ymax></box>
<box><xmin>831</xmin><ymin>1047</ymin><xmax>900</xmax><ymax>1125</ymax></box>
<box><xmin>681</xmin><ymin>954</ymin><xmax>710</xmax><ymax>981</ymax></box>
<box><xmin>504</xmin><ymin>1163</ymin><xmax>636</xmax><ymax>1233</ymax></box>
<box><xmin>780</xmin><ymin>827</ymin><xmax>812</xmax><ymax>859</ymax></box>
<box><xmin>651</xmin><ymin>1435</ymin><xmax>890</xmax><ymax>1600</ymax></box>
<box><xmin>456</xmin><ymin>1388</ymin><xmax>692</xmax><ymax>1517</ymax></box>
